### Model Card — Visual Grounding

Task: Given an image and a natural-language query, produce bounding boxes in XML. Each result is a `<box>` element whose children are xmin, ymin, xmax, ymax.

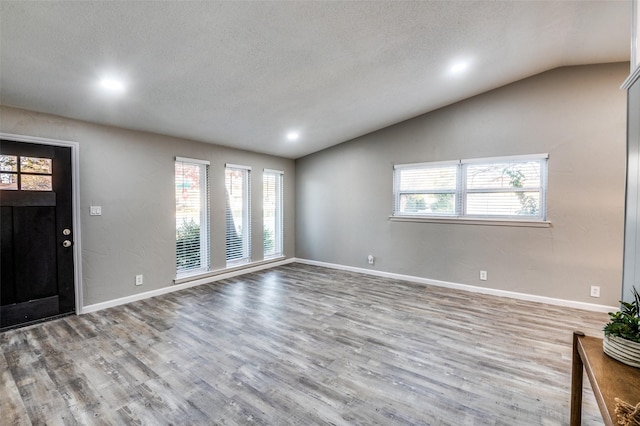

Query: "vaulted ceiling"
<box><xmin>0</xmin><ymin>1</ymin><xmax>631</xmax><ymax>159</ymax></box>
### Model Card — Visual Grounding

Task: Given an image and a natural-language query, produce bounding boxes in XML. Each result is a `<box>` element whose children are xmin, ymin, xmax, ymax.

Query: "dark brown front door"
<box><xmin>1</xmin><ymin>139</ymin><xmax>75</xmax><ymax>329</ymax></box>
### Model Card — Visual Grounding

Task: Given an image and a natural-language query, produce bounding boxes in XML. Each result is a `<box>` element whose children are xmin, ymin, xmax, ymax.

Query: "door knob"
<box><xmin>62</xmin><ymin>240</ymin><xmax>72</xmax><ymax>248</ymax></box>
<box><xmin>63</xmin><ymin>228</ymin><xmax>71</xmax><ymax>236</ymax></box>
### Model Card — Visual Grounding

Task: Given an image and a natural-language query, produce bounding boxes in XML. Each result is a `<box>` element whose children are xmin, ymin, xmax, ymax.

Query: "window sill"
<box><xmin>174</xmin><ymin>256</ymin><xmax>287</xmax><ymax>285</ymax></box>
<box><xmin>389</xmin><ymin>215</ymin><xmax>551</xmax><ymax>228</ymax></box>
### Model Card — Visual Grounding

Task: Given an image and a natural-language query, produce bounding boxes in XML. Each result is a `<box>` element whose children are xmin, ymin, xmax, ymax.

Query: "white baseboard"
<box><xmin>81</xmin><ymin>256</ymin><xmax>617</xmax><ymax>315</ymax></box>
<box><xmin>81</xmin><ymin>257</ymin><xmax>296</xmax><ymax>314</ymax></box>
<box><xmin>294</xmin><ymin>258</ymin><xmax>619</xmax><ymax>313</ymax></box>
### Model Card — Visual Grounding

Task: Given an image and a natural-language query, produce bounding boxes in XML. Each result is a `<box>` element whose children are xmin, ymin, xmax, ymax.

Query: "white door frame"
<box><xmin>0</xmin><ymin>132</ymin><xmax>84</xmax><ymax>315</ymax></box>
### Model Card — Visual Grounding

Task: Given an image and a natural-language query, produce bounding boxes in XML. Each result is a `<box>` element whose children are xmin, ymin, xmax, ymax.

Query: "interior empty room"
<box><xmin>1</xmin><ymin>1</ymin><xmax>639</xmax><ymax>425</ymax></box>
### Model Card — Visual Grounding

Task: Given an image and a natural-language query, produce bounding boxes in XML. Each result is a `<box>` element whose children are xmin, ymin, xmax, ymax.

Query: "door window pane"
<box><xmin>20</xmin><ymin>157</ymin><xmax>53</xmax><ymax>174</ymax></box>
<box><xmin>0</xmin><ymin>155</ymin><xmax>53</xmax><ymax>191</ymax></box>
<box><xmin>0</xmin><ymin>173</ymin><xmax>18</xmax><ymax>190</ymax></box>
<box><xmin>21</xmin><ymin>175</ymin><xmax>53</xmax><ymax>191</ymax></box>
<box><xmin>0</xmin><ymin>155</ymin><xmax>18</xmax><ymax>172</ymax></box>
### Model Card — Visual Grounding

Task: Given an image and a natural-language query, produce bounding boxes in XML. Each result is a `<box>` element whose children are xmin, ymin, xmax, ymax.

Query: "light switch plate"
<box><xmin>90</xmin><ymin>206</ymin><xmax>102</xmax><ymax>216</ymax></box>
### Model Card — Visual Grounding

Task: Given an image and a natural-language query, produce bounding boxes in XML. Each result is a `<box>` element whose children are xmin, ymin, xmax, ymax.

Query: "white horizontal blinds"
<box><xmin>393</xmin><ymin>154</ymin><xmax>548</xmax><ymax>221</ymax></box>
<box><xmin>394</xmin><ymin>161</ymin><xmax>459</xmax><ymax>216</ymax></box>
<box><xmin>462</xmin><ymin>155</ymin><xmax>547</xmax><ymax>219</ymax></box>
<box><xmin>225</xmin><ymin>164</ymin><xmax>251</xmax><ymax>266</ymax></box>
<box><xmin>263</xmin><ymin>170</ymin><xmax>284</xmax><ymax>258</ymax></box>
<box><xmin>175</xmin><ymin>157</ymin><xmax>210</xmax><ymax>276</ymax></box>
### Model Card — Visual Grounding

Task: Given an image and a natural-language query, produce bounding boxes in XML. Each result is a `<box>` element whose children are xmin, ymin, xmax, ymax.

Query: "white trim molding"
<box><xmin>175</xmin><ymin>156</ymin><xmax>210</xmax><ymax>165</ymax></box>
<box><xmin>225</xmin><ymin>163</ymin><xmax>251</xmax><ymax>170</ymax></box>
<box><xmin>82</xmin><ymin>257</ymin><xmax>295</xmax><ymax>314</ymax></box>
<box><xmin>0</xmin><ymin>132</ymin><xmax>84</xmax><ymax>316</ymax></box>
<box><xmin>174</xmin><ymin>256</ymin><xmax>287</xmax><ymax>284</ymax></box>
<box><xmin>294</xmin><ymin>258</ymin><xmax>618</xmax><ymax>313</ymax></box>
<box><xmin>622</xmin><ymin>65</ymin><xmax>640</xmax><ymax>90</ymax></box>
<box><xmin>389</xmin><ymin>215</ymin><xmax>552</xmax><ymax>228</ymax></box>
<box><xmin>461</xmin><ymin>153</ymin><xmax>548</xmax><ymax>164</ymax></box>
<box><xmin>264</xmin><ymin>168</ymin><xmax>284</xmax><ymax>175</ymax></box>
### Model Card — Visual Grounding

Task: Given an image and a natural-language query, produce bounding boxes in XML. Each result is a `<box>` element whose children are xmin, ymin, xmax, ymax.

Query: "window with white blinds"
<box><xmin>393</xmin><ymin>154</ymin><xmax>548</xmax><ymax>221</ymax></box>
<box><xmin>175</xmin><ymin>157</ymin><xmax>210</xmax><ymax>276</ymax></box>
<box><xmin>225</xmin><ymin>164</ymin><xmax>251</xmax><ymax>266</ymax></box>
<box><xmin>394</xmin><ymin>161</ymin><xmax>459</xmax><ymax>216</ymax></box>
<box><xmin>263</xmin><ymin>169</ymin><xmax>284</xmax><ymax>259</ymax></box>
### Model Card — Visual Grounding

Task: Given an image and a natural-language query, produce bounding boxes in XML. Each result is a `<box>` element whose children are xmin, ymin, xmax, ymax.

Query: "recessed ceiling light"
<box><xmin>450</xmin><ymin>61</ymin><xmax>470</xmax><ymax>74</ymax></box>
<box><xmin>287</xmin><ymin>131</ymin><xmax>299</xmax><ymax>141</ymax></box>
<box><xmin>99</xmin><ymin>77</ymin><xmax>126</xmax><ymax>95</ymax></box>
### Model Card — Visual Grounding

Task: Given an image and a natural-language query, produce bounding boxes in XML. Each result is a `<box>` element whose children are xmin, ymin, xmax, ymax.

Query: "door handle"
<box><xmin>62</xmin><ymin>240</ymin><xmax>72</xmax><ymax>248</ymax></box>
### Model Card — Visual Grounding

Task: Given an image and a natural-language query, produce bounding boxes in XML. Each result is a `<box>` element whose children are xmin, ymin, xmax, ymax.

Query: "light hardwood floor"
<box><xmin>1</xmin><ymin>263</ymin><xmax>608</xmax><ymax>425</ymax></box>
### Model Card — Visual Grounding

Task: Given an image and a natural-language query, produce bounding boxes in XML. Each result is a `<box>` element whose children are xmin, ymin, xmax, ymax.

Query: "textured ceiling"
<box><xmin>0</xmin><ymin>1</ymin><xmax>631</xmax><ymax>159</ymax></box>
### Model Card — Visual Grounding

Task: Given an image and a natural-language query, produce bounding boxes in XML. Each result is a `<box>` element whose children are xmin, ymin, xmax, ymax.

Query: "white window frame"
<box><xmin>175</xmin><ymin>157</ymin><xmax>210</xmax><ymax>278</ymax></box>
<box><xmin>263</xmin><ymin>169</ymin><xmax>284</xmax><ymax>259</ymax></box>
<box><xmin>225</xmin><ymin>164</ymin><xmax>251</xmax><ymax>266</ymax></box>
<box><xmin>392</xmin><ymin>154</ymin><xmax>550</xmax><ymax>227</ymax></box>
<box><xmin>393</xmin><ymin>160</ymin><xmax>460</xmax><ymax>217</ymax></box>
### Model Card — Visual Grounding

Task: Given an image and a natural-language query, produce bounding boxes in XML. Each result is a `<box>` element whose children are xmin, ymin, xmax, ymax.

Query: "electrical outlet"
<box><xmin>367</xmin><ymin>255</ymin><xmax>375</xmax><ymax>265</ymax></box>
<box><xmin>135</xmin><ymin>274</ymin><xmax>143</xmax><ymax>286</ymax></box>
<box><xmin>480</xmin><ymin>270</ymin><xmax>488</xmax><ymax>281</ymax></box>
<box><xmin>590</xmin><ymin>286</ymin><xmax>600</xmax><ymax>298</ymax></box>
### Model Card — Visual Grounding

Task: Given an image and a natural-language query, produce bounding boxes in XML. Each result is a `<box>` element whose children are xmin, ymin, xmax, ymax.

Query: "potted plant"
<box><xmin>603</xmin><ymin>286</ymin><xmax>640</xmax><ymax>368</ymax></box>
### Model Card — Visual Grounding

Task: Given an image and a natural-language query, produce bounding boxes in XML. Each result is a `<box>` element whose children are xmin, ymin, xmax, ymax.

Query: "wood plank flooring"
<box><xmin>1</xmin><ymin>263</ymin><xmax>609</xmax><ymax>425</ymax></box>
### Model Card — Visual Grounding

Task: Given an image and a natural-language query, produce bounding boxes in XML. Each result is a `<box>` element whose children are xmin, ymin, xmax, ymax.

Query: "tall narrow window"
<box><xmin>263</xmin><ymin>169</ymin><xmax>284</xmax><ymax>259</ymax></box>
<box><xmin>225</xmin><ymin>164</ymin><xmax>251</xmax><ymax>266</ymax></box>
<box><xmin>175</xmin><ymin>157</ymin><xmax>210</xmax><ymax>277</ymax></box>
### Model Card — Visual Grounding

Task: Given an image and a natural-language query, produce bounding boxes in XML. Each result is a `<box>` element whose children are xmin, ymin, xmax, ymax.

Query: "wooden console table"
<box><xmin>571</xmin><ymin>331</ymin><xmax>640</xmax><ymax>425</ymax></box>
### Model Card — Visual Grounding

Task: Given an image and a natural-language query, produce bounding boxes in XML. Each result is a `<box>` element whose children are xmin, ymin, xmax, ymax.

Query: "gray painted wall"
<box><xmin>295</xmin><ymin>63</ymin><xmax>628</xmax><ymax>307</ymax></box>
<box><xmin>0</xmin><ymin>106</ymin><xmax>296</xmax><ymax>306</ymax></box>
